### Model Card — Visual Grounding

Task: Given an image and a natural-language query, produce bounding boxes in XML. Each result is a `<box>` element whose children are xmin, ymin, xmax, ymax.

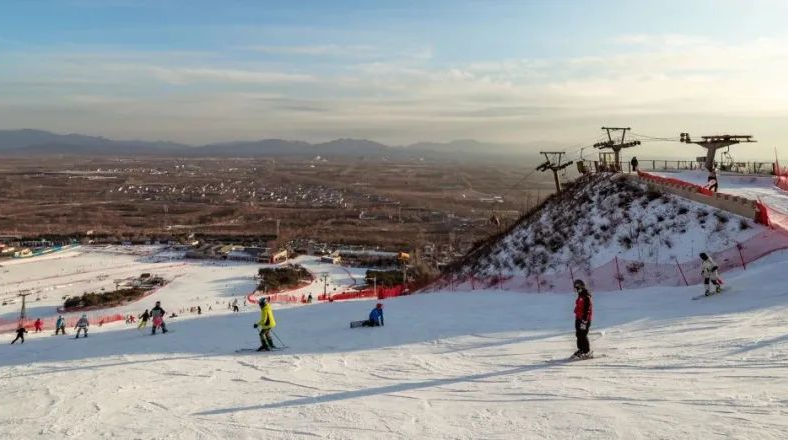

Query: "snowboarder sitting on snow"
<box><xmin>138</xmin><ymin>309</ymin><xmax>150</xmax><ymax>329</ymax></box>
<box><xmin>700</xmin><ymin>252</ymin><xmax>722</xmax><ymax>295</ymax></box>
<box><xmin>572</xmin><ymin>280</ymin><xmax>593</xmax><ymax>359</ymax></box>
<box><xmin>362</xmin><ymin>303</ymin><xmax>384</xmax><ymax>327</ymax></box>
<box><xmin>150</xmin><ymin>301</ymin><xmax>168</xmax><ymax>335</ymax></box>
<box><xmin>55</xmin><ymin>315</ymin><xmax>66</xmax><ymax>335</ymax></box>
<box><xmin>253</xmin><ymin>297</ymin><xmax>276</xmax><ymax>351</ymax></box>
<box><xmin>74</xmin><ymin>314</ymin><xmax>89</xmax><ymax>338</ymax></box>
<box><xmin>11</xmin><ymin>326</ymin><xmax>27</xmax><ymax>344</ymax></box>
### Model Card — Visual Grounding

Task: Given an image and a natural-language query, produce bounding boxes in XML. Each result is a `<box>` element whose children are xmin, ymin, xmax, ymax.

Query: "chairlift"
<box><xmin>720</xmin><ymin>147</ymin><xmax>734</xmax><ymax>172</ymax></box>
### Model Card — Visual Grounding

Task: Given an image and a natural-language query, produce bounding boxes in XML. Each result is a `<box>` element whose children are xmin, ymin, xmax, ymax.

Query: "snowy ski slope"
<box><xmin>2</xmin><ymin>249</ymin><xmax>788</xmax><ymax>439</ymax></box>
<box><xmin>652</xmin><ymin>170</ymin><xmax>788</xmax><ymax>213</ymax></box>
<box><xmin>0</xmin><ymin>247</ymin><xmax>368</xmax><ymax>323</ymax></box>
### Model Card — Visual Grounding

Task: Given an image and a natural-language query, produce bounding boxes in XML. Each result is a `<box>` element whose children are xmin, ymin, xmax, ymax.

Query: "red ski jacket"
<box><xmin>574</xmin><ymin>290</ymin><xmax>593</xmax><ymax>322</ymax></box>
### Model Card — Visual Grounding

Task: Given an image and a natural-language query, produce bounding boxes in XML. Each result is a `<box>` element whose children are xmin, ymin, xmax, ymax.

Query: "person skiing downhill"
<box><xmin>572</xmin><ymin>279</ymin><xmax>593</xmax><ymax>359</ymax></box>
<box><xmin>253</xmin><ymin>297</ymin><xmax>276</xmax><ymax>351</ymax></box>
<box><xmin>362</xmin><ymin>303</ymin><xmax>384</xmax><ymax>327</ymax></box>
<box><xmin>700</xmin><ymin>252</ymin><xmax>722</xmax><ymax>295</ymax></box>
<box><xmin>138</xmin><ymin>309</ymin><xmax>150</xmax><ymax>329</ymax></box>
<box><xmin>11</xmin><ymin>326</ymin><xmax>27</xmax><ymax>344</ymax></box>
<box><xmin>55</xmin><ymin>315</ymin><xmax>66</xmax><ymax>335</ymax></box>
<box><xmin>150</xmin><ymin>302</ymin><xmax>167</xmax><ymax>335</ymax></box>
<box><xmin>74</xmin><ymin>314</ymin><xmax>89</xmax><ymax>338</ymax></box>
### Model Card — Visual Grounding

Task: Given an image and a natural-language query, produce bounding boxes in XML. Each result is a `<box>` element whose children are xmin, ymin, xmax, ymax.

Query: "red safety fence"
<box><xmin>248</xmin><ymin>285</ymin><xmax>407</xmax><ymax>305</ymax></box>
<box><xmin>637</xmin><ymin>170</ymin><xmax>714</xmax><ymax>196</ymax></box>
<box><xmin>0</xmin><ymin>313</ymin><xmax>126</xmax><ymax>334</ymax></box>
<box><xmin>775</xmin><ymin>176</ymin><xmax>788</xmax><ymax>192</ymax></box>
<box><xmin>427</xmin><ymin>228</ymin><xmax>788</xmax><ymax>294</ymax></box>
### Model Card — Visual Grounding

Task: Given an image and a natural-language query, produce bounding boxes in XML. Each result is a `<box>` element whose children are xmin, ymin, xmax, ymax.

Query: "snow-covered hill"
<box><xmin>452</xmin><ymin>173</ymin><xmax>762</xmax><ymax>280</ymax></box>
<box><xmin>2</xmin><ymin>252</ymin><xmax>788</xmax><ymax>439</ymax></box>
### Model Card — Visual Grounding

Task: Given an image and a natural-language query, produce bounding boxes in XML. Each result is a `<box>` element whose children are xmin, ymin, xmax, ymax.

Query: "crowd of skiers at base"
<box><xmin>117</xmin><ymin>298</ymin><xmax>243</xmax><ymax>325</ymax></box>
<box><xmin>12</xmin><ymin>313</ymin><xmax>89</xmax><ymax>344</ymax></box>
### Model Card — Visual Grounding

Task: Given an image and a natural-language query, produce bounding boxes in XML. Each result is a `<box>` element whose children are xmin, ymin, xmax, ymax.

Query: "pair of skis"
<box><xmin>235</xmin><ymin>347</ymin><xmax>286</xmax><ymax>353</ymax></box>
<box><xmin>237</xmin><ymin>329</ymin><xmax>289</xmax><ymax>352</ymax></box>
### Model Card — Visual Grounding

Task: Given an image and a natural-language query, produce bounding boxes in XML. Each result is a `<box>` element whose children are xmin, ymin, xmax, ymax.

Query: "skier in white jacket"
<box><xmin>74</xmin><ymin>314</ymin><xmax>90</xmax><ymax>338</ymax></box>
<box><xmin>699</xmin><ymin>252</ymin><xmax>722</xmax><ymax>295</ymax></box>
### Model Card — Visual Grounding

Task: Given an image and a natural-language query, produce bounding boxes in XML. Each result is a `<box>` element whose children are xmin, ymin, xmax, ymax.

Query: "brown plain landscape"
<box><xmin>0</xmin><ymin>155</ymin><xmax>557</xmax><ymax>252</ymax></box>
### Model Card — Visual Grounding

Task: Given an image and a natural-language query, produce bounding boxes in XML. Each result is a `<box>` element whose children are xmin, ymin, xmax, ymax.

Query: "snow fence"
<box><xmin>430</xmin><ymin>229</ymin><xmax>788</xmax><ymax>293</ymax></box>
<box><xmin>247</xmin><ymin>285</ymin><xmax>407</xmax><ymax>305</ymax></box>
<box><xmin>0</xmin><ymin>312</ymin><xmax>126</xmax><ymax>333</ymax></box>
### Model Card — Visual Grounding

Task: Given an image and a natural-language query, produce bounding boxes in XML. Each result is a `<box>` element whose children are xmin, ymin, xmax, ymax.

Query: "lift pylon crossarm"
<box><xmin>537</xmin><ymin>151</ymin><xmax>572</xmax><ymax>193</ymax></box>
<box><xmin>680</xmin><ymin>132</ymin><xmax>757</xmax><ymax>172</ymax></box>
<box><xmin>592</xmin><ymin>126</ymin><xmax>641</xmax><ymax>171</ymax></box>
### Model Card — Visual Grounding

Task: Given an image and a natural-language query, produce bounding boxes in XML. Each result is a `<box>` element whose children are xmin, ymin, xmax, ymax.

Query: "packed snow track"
<box><xmin>2</xmin><ymin>252</ymin><xmax>788</xmax><ymax>438</ymax></box>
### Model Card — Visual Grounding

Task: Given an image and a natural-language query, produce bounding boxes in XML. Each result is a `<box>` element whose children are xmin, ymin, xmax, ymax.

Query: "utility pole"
<box><xmin>319</xmin><ymin>272</ymin><xmax>329</xmax><ymax>298</ymax></box>
<box><xmin>401</xmin><ymin>262</ymin><xmax>408</xmax><ymax>292</ymax></box>
<box><xmin>680</xmin><ymin>133</ymin><xmax>756</xmax><ymax>172</ymax></box>
<box><xmin>372</xmin><ymin>276</ymin><xmax>377</xmax><ymax>297</ymax></box>
<box><xmin>537</xmin><ymin>152</ymin><xmax>574</xmax><ymax>194</ymax></box>
<box><xmin>18</xmin><ymin>290</ymin><xmax>32</xmax><ymax>321</ymax></box>
<box><xmin>593</xmin><ymin>127</ymin><xmax>641</xmax><ymax>172</ymax></box>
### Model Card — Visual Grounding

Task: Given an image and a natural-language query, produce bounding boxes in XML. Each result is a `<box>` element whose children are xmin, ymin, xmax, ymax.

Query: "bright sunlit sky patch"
<box><xmin>1</xmin><ymin>0</ymin><xmax>787</xmax><ymax>157</ymax></box>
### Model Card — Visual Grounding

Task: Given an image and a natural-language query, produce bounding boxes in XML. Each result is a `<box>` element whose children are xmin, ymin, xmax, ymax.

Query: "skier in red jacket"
<box><xmin>572</xmin><ymin>279</ymin><xmax>593</xmax><ymax>359</ymax></box>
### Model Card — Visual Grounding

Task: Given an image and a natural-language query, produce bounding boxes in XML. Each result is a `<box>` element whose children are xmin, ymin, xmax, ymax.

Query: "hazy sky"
<box><xmin>1</xmin><ymin>0</ymin><xmax>787</xmax><ymax>158</ymax></box>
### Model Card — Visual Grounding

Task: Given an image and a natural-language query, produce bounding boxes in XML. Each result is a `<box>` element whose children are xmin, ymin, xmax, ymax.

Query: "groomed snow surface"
<box><xmin>652</xmin><ymin>170</ymin><xmax>788</xmax><ymax>213</ymax></box>
<box><xmin>3</xmin><ymin>248</ymin><xmax>788</xmax><ymax>438</ymax></box>
<box><xmin>0</xmin><ymin>247</ymin><xmax>368</xmax><ymax>323</ymax></box>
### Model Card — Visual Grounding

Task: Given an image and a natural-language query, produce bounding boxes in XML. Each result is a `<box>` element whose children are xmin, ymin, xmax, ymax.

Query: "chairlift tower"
<box><xmin>593</xmin><ymin>127</ymin><xmax>641</xmax><ymax>171</ymax></box>
<box><xmin>18</xmin><ymin>290</ymin><xmax>32</xmax><ymax>321</ymax></box>
<box><xmin>319</xmin><ymin>272</ymin><xmax>330</xmax><ymax>297</ymax></box>
<box><xmin>680</xmin><ymin>133</ymin><xmax>756</xmax><ymax>172</ymax></box>
<box><xmin>537</xmin><ymin>152</ymin><xmax>573</xmax><ymax>194</ymax></box>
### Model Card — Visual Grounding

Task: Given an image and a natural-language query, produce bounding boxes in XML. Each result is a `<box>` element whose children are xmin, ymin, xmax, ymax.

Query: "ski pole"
<box><xmin>271</xmin><ymin>330</ymin><xmax>288</xmax><ymax>348</ymax></box>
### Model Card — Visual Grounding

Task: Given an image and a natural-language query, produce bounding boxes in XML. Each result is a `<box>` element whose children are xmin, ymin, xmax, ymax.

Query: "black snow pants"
<box><xmin>259</xmin><ymin>328</ymin><xmax>274</xmax><ymax>349</ymax></box>
<box><xmin>11</xmin><ymin>334</ymin><xmax>24</xmax><ymax>344</ymax></box>
<box><xmin>575</xmin><ymin>319</ymin><xmax>591</xmax><ymax>353</ymax></box>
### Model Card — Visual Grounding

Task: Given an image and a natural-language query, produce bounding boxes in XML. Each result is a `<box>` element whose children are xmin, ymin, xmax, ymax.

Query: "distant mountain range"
<box><xmin>0</xmin><ymin>129</ymin><xmax>547</xmax><ymax>159</ymax></box>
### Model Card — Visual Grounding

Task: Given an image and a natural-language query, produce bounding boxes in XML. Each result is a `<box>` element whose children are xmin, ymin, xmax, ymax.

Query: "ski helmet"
<box><xmin>81</xmin><ymin>314</ymin><xmax>87</xmax><ymax>318</ymax></box>
<box><xmin>258</xmin><ymin>297</ymin><xmax>267</xmax><ymax>306</ymax></box>
<box><xmin>376</xmin><ymin>303</ymin><xmax>383</xmax><ymax>309</ymax></box>
<box><xmin>699</xmin><ymin>252</ymin><xmax>708</xmax><ymax>260</ymax></box>
<box><xmin>573</xmin><ymin>279</ymin><xmax>585</xmax><ymax>289</ymax></box>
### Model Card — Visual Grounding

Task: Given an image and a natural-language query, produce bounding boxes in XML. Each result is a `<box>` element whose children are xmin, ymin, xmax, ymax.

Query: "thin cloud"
<box><xmin>244</xmin><ymin>44</ymin><xmax>377</xmax><ymax>57</ymax></box>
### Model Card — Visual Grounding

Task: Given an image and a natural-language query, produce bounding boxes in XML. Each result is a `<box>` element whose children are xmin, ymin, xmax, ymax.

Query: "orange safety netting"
<box><xmin>428</xmin><ymin>228</ymin><xmax>788</xmax><ymax>294</ymax></box>
<box><xmin>247</xmin><ymin>285</ymin><xmax>407</xmax><ymax>305</ymax></box>
<box><xmin>0</xmin><ymin>313</ymin><xmax>126</xmax><ymax>334</ymax></box>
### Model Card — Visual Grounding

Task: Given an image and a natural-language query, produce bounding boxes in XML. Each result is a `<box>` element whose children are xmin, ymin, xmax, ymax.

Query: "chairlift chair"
<box><xmin>720</xmin><ymin>147</ymin><xmax>734</xmax><ymax>172</ymax></box>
